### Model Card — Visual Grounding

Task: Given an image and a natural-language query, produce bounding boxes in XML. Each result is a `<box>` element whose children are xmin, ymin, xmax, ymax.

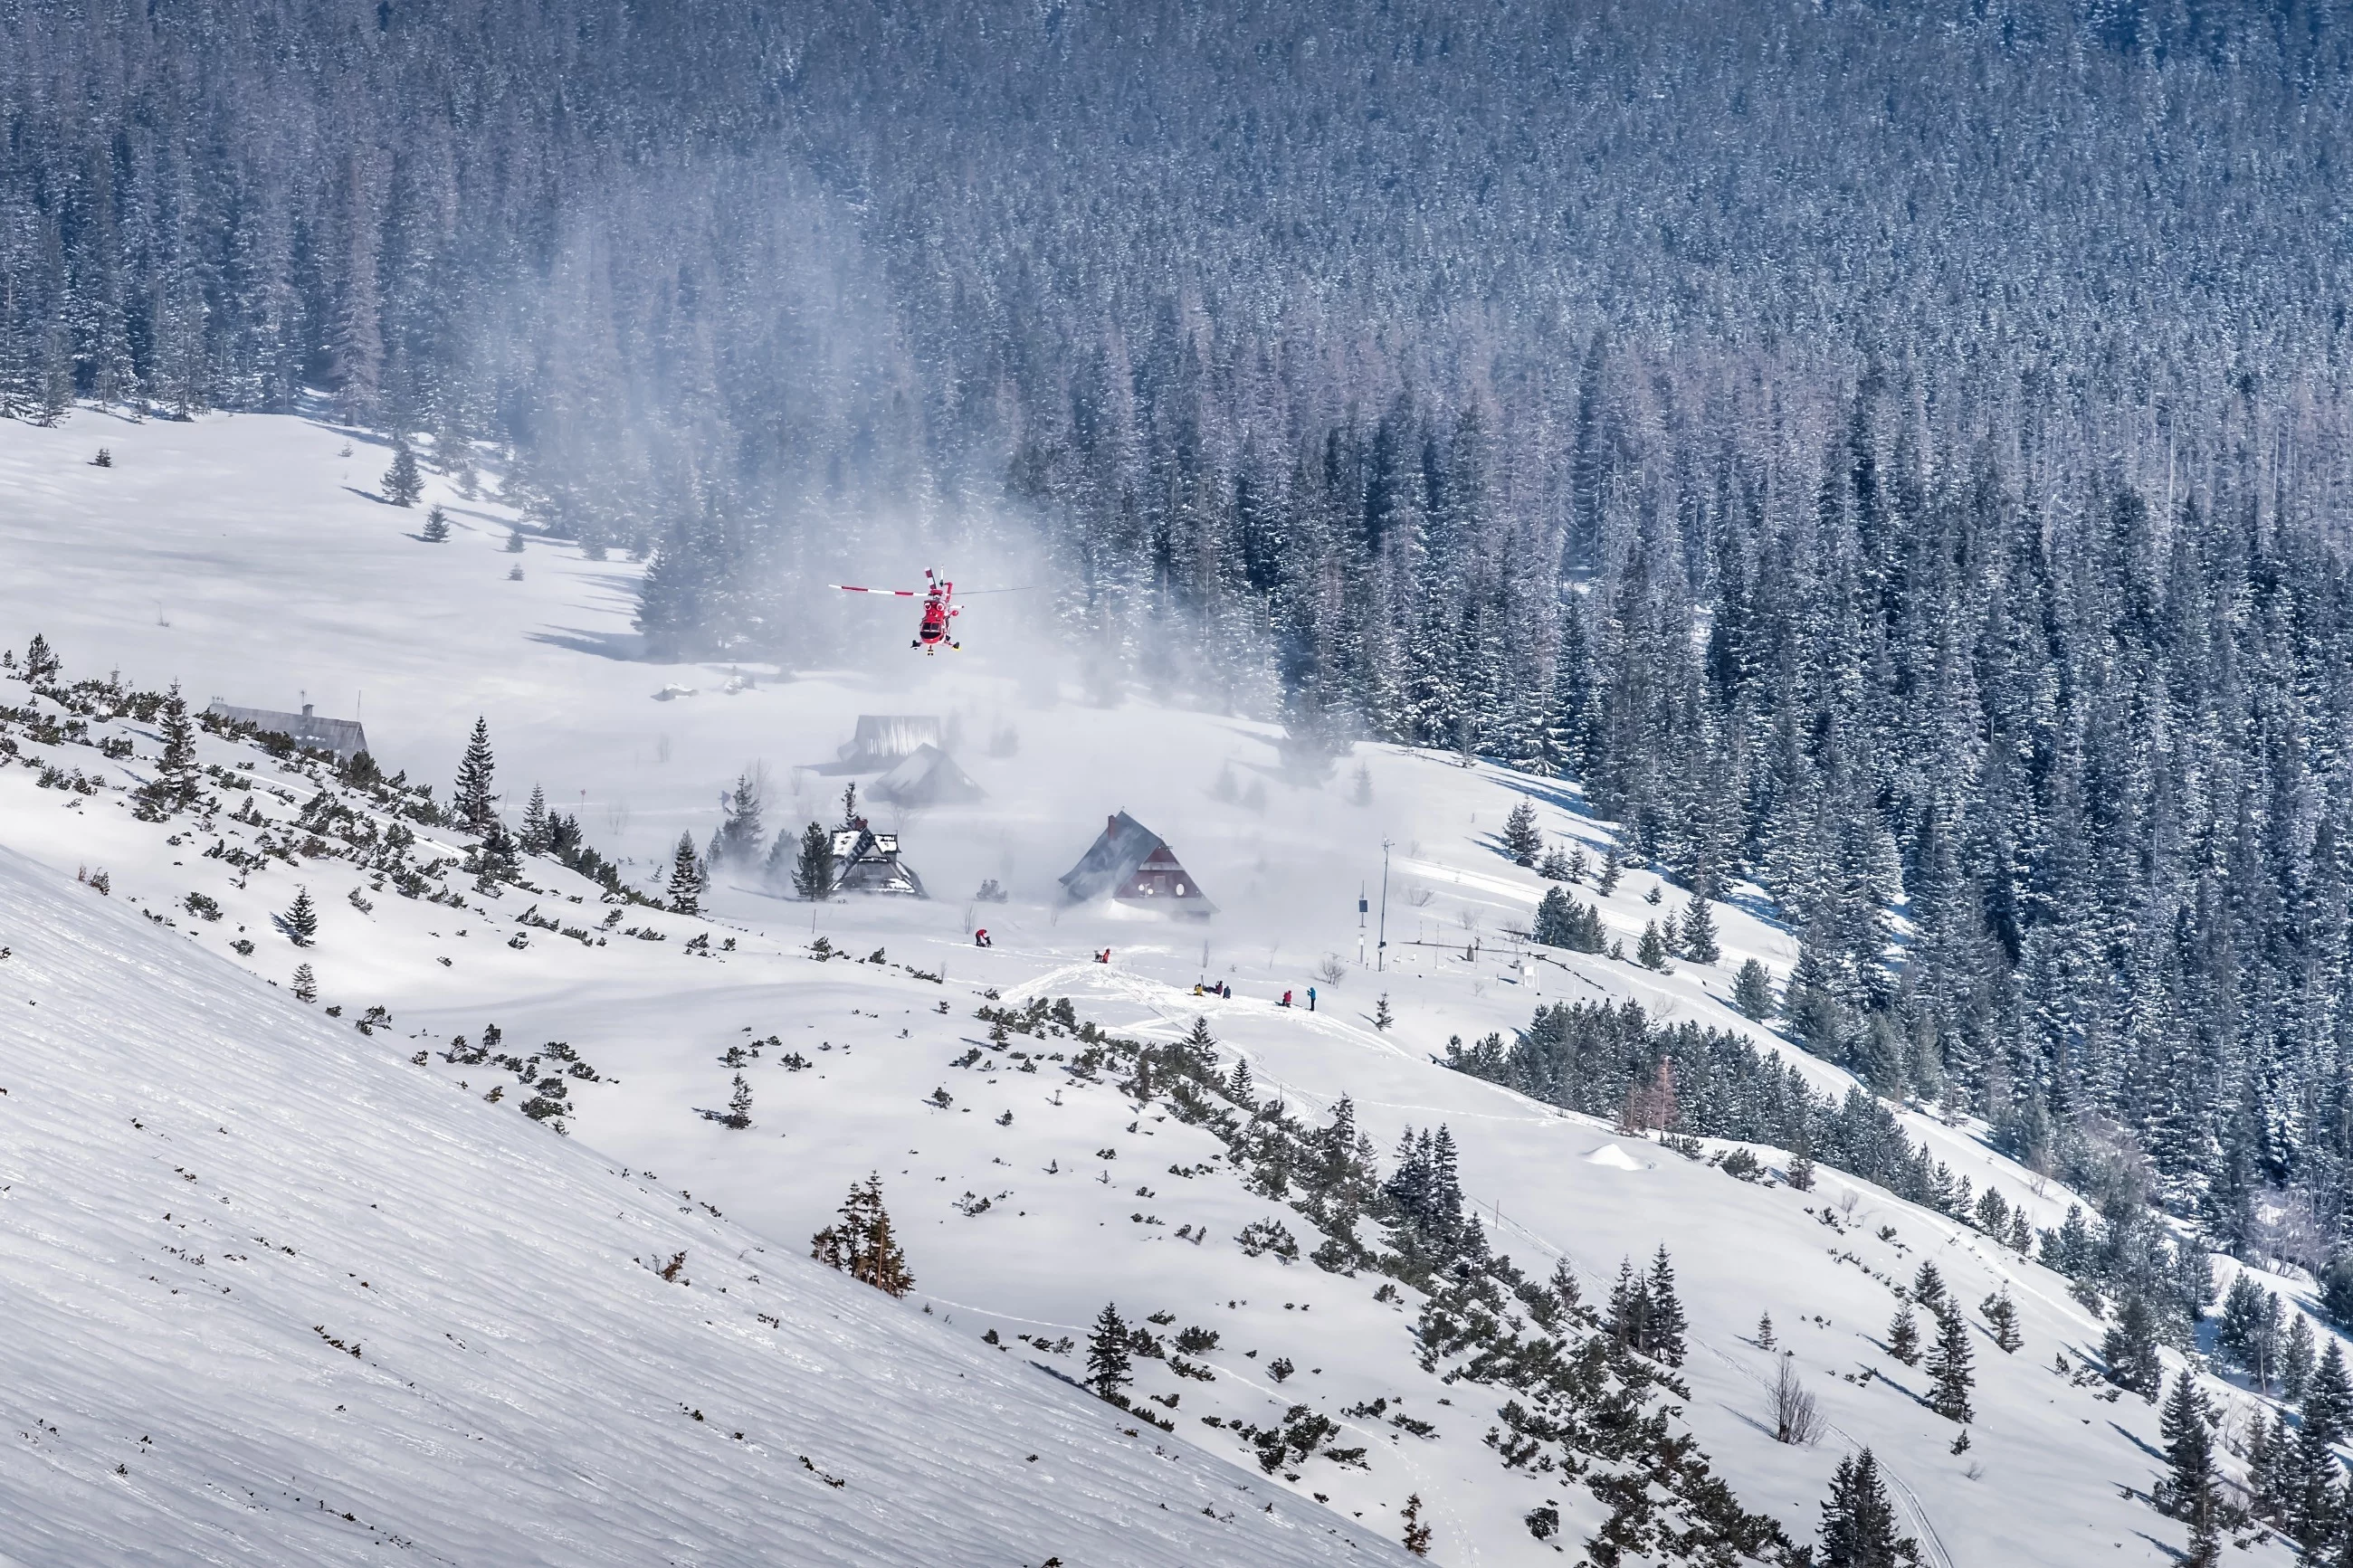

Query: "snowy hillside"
<box><xmin>0</xmin><ymin>408</ymin><xmax>2316</xmax><ymax>1565</ymax></box>
<box><xmin>0</xmin><ymin>841</ymin><xmax>1401</xmax><ymax>1567</ymax></box>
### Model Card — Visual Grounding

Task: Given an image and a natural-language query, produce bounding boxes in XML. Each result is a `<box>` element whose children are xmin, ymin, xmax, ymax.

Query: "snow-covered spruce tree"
<box><xmin>1226</xmin><ymin>1056</ymin><xmax>1254</xmax><ymax>1102</ymax></box>
<box><xmin>1176</xmin><ymin>1016</ymin><xmax>1218</xmax><ymax>1078</ymax></box>
<box><xmin>1501</xmin><ymin>799</ymin><xmax>1541</xmax><ymax>864</ymax></box>
<box><xmin>2282</xmin><ymin>1312</ymin><xmax>2316</xmax><ymax>1403</ymax></box>
<box><xmin>1606</xmin><ymin>1257</ymin><xmax>1649</xmax><ymax>1356</ymax></box>
<box><xmin>1886</xmin><ymin>1303</ymin><xmax>1920</xmax><ymax>1364</ymax></box>
<box><xmin>1731</xmin><ymin>958</ymin><xmax>1775</xmax><ymax>1020</ymax></box>
<box><xmin>519</xmin><ymin>784</ymin><xmax>553</xmax><ymax>855</ymax></box>
<box><xmin>291</xmin><ymin>963</ymin><xmax>317</xmax><ymax>1003</ymax></box>
<box><xmin>1815</xmin><ymin>1449</ymin><xmax>1920</xmax><ymax>1567</ymax></box>
<box><xmin>1636</xmin><ymin>919</ymin><xmax>1672</xmax><ymax>972</ymax></box>
<box><xmin>721</xmin><ymin>1074</ymin><xmax>752</xmax><ymax>1128</ymax></box>
<box><xmin>383</xmin><ymin>442</ymin><xmax>424</xmax><ymax>507</ymax></box>
<box><xmin>666</xmin><ymin>832</ymin><xmax>706</xmax><ymax>915</ymax></box>
<box><xmin>1910</xmin><ymin>1260</ymin><xmax>1947</xmax><ymax>1314</ymax></box>
<box><xmin>2215</xmin><ymin>1275</ymin><xmax>2282</xmax><ymax>1391</ymax></box>
<box><xmin>2155</xmin><ymin>1371</ymin><xmax>2217</xmax><ymax>1554</ymax></box>
<box><xmin>134</xmin><ymin>682</ymin><xmax>201</xmax><ymax>819</ymax></box>
<box><xmin>421</xmin><ymin>504</ymin><xmax>451</xmax><ymax>541</ymax></box>
<box><xmin>1981</xmin><ymin>1288</ymin><xmax>2022</xmax><ymax>1353</ymax></box>
<box><xmin>708</xmin><ymin>771</ymin><xmax>766</xmax><ymax>869</ymax></box>
<box><xmin>278</xmin><ymin>887</ymin><xmax>318</xmax><ymax>946</ymax></box>
<box><xmin>1373</xmin><ymin>993</ymin><xmax>1393</xmax><ymax>1031</ymax></box>
<box><xmin>1643</xmin><ymin>1245</ymin><xmax>1687</xmax><ymax>1364</ymax></box>
<box><xmin>1399</xmin><ymin>1493</ymin><xmax>1433</xmax><ymax>1557</ymax></box>
<box><xmin>452</xmin><ymin>717</ymin><xmax>496</xmax><ymax>832</ymax></box>
<box><xmin>791</xmin><ymin>821</ymin><xmax>836</xmax><ymax>899</ymax></box>
<box><xmin>1531</xmin><ymin>887</ymin><xmax>1577</xmax><ymax>948</ymax></box>
<box><xmin>1086</xmin><ymin>1303</ymin><xmax>1132</xmax><ymax>1402</ymax></box>
<box><xmin>1679</xmin><ymin>889</ymin><xmax>1720</xmax><ymax>964</ymax></box>
<box><xmin>21</xmin><ymin>632</ymin><xmax>60</xmax><ymax>685</ymax></box>
<box><xmin>809</xmin><ymin>1174</ymin><xmax>913</xmax><ymax>1297</ymax></box>
<box><xmin>1924</xmin><ymin>1303</ymin><xmax>1973</xmax><ymax>1422</ymax></box>
<box><xmin>157</xmin><ymin>682</ymin><xmax>199</xmax><ymax>803</ymax></box>
<box><xmin>2101</xmin><ymin>1293</ymin><xmax>2163</xmax><ymax>1402</ymax></box>
<box><xmin>2288</xmin><ymin>1340</ymin><xmax>2353</xmax><ymax>1550</ymax></box>
<box><xmin>1756</xmin><ymin>1311</ymin><xmax>1775</xmax><ymax>1349</ymax></box>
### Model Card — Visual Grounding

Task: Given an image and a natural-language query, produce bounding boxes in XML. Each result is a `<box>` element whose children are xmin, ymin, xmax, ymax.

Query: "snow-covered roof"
<box><xmin>837</xmin><ymin>715</ymin><xmax>942</xmax><ymax>766</ymax></box>
<box><xmin>205</xmin><ymin>700</ymin><xmax>369</xmax><ymax>762</ymax></box>
<box><xmin>870</xmin><ymin>744</ymin><xmax>984</xmax><ymax>807</ymax></box>
<box><xmin>1058</xmin><ymin>811</ymin><xmax>1164</xmax><ymax>902</ymax></box>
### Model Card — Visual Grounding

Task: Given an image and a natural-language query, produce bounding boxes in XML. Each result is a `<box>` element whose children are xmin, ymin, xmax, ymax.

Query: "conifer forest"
<box><xmin>5</xmin><ymin>0</ymin><xmax>2353</xmax><ymax>1269</ymax></box>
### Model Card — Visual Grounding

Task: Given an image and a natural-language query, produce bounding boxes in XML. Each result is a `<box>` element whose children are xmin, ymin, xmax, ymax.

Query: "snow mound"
<box><xmin>0</xmin><ymin>846</ymin><xmax>1395</xmax><ymax>1568</ymax></box>
<box><xmin>1585</xmin><ymin>1143</ymin><xmax>1651</xmax><ymax>1171</ymax></box>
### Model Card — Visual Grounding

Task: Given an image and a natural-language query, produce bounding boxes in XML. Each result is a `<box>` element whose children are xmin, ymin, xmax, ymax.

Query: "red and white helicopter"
<box><xmin>831</xmin><ymin>568</ymin><xmax>960</xmax><ymax>651</ymax></box>
<box><xmin>830</xmin><ymin>569</ymin><xmax>1037</xmax><ymax>653</ymax></box>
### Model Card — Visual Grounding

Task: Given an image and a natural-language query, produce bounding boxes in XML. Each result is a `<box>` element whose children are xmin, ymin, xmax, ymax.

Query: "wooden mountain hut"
<box><xmin>1058</xmin><ymin>812</ymin><xmax>1215</xmax><ymax>917</ymax></box>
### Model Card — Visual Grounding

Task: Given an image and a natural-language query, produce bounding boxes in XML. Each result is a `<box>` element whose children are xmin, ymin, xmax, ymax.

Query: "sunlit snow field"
<box><xmin>0</xmin><ymin>408</ymin><xmax>2308</xmax><ymax>1566</ymax></box>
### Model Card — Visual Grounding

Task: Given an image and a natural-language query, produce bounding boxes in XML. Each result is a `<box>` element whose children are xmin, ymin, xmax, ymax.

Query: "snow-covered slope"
<box><xmin>0</xmin><ymin>407</ymin><xmax>2306</xmax><ymax>1565</ymax></box>
<box><xmin>0</xmin><ymin>844</ymin><xmax>1398</xmax><ymax>1567</ymax></box>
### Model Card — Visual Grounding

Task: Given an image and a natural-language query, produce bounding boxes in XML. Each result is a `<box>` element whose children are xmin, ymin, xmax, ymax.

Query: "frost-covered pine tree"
<box><xmin>1732</xmin><ymin>958</ymin><xmax>1775</xmax><ymax>1020</ymax></box>
<box><xmin>2289</xmin><ymin>1340</ymin><xmax>2353</xmax><ymax>1550</ymax></box>
<box><xmin>278</xmin><ymin>887</ymin><xmax>318</xmax><ymax>946</ymax></box>
<box><xmin>291</xmin><ymin>963</ymin><xmax>317</xmax><ymax>1003</ymax></box>
<box><xmin>383</xmin><ymin>442</ymin><xmax>424</xmax><ymax>507</ymax></box>
<box><xmin>1886</xmin><ymin>1303</ymin><xmax>1920</xmax><ymax>1364</ymax></box>
<box><xmin>1815</xmin><ymin>1449</ymin><xmax>1919</xmax><ymax>1567</ymax></box>
<box><xmin>1911</xmin><ymin>1260</ymin><xmax>1947</xmax><ymax>1314</ymax></box>
<box><xmin>452</xmin><ymin>717</ymin><xmax>496</xmax><ymax>832</ymax></box>
<box><xmin>1086</xmin><ymin>1302</ymin><xmax>1132</xmax><ymax>1401</ymax></box>
<box><xmin>1981</xmin><ymin>1288</ymin><xmax>2022</xmax><ymax>1354</ymax></box>
<box><xmin>2155</xmin><ymin>1371</ymin><xmax>2216</xmax><ymax>1556</ymax></box>
<box><xmin>2101</xmin><ymin>1294</ymin><xmax>2163</xmax><ymax>1402</ymax></box>
<box><xmin>791</xmin><ymin>821</ymin><xmax>836</xmax><ymax>899</ymax></box>
<box><xmin>1373</xmin><ymin>994</ymin><xmax>1394</xmax><ymax>1031</ymax></box>
<box><xmin>666</xmin><ymin>832</ymin><xmax>705</xmax><ymax>915</ymax></box>
<box><xmin>1679</xmin><ymin>889</ymin><xmax>1720</xmax><ymax>964</ymax></box>
<box><xmin>709</xmin><ymin>771</ymin><xmax>766</xmax><ymax>869</ymax></box>
<box><xmin>519</xmin><ymin>784</ymin><xmax>553</xmax><ymax>855</ymax></box>
<box><xmin>1636</xmin><ymin>919</ymin><xmax>1672</xmax><ymax>972</ymax></box>
<box><xmin>21</xmin><ymin>632</ymin><xmax>60</xmax><ymax>684</ymax></box>
<box><xmin>421</xmin><ymin>504</ymin><xmax>451</xmax><ymax>541</ymax></box>
<box><xmin>809</xmin><ymin>1174</ymin><xmax>913</xmax><ymax>1297</ymax></box>
<box><xmin>1501</xmin><ymin>799</ymin><xmax>1541</xmax><ymax>864</ymax></box>
<box><xmin>157</xmin><ymin>682</ymin><xmax>199</xmax><ymax>803</ymax></box>
<box><xmin>2282</xmin><ymin>1312</ymin><xmax>2316</xmax><ymax>1403</ymax></box>
<box><xmin>1925</xmin><ymin>1304</ymin><xmax>1973</xmax><ymax>1421</ymax></box>
<box><xmin>1532</xmin><ymin>887</ymin><xmax>1588</xmax><ymax>949</ymax></box>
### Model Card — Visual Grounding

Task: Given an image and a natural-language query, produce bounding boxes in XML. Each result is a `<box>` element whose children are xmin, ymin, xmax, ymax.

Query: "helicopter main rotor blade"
<box><xmin>830</xmin><ymin>584</ymin><xmax>920</xmax><ymax>596</ymax></box>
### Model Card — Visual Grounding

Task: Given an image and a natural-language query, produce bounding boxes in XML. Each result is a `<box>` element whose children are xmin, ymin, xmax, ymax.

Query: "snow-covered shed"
<box><xmin>829</xmin><ymin>819</ymin><xmax>926</xmax><ymax>897</ymax></box>
<box><xmin>1059</xmin><ymin>813</ymin><xmax>1215</xmax><ymax>916</ymax></box>
<box><xmin>829</xmin><ymin>715</ymin><xmax>943</xmax><ymax>773</ymax></box>
<box><xmin>870</xmin><ymin>744</ymin><xmax>984</xmax><ymax>808</ymax></box>
<box><xmin>205</xmin><ymin>700</ymin><xmax>369</xmax><ymax>763</ymax></box>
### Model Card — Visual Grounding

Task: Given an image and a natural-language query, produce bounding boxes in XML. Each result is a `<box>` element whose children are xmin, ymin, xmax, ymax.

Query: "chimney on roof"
<box><xmin>1108</xmin><ymin>814</ymin><xmax>1118</xmax><ymax>833</ymax></box>
<box><xmin>301</xmin><ymin>703</ymin><xmax>313</xmax><ymax>718</ymax></box>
